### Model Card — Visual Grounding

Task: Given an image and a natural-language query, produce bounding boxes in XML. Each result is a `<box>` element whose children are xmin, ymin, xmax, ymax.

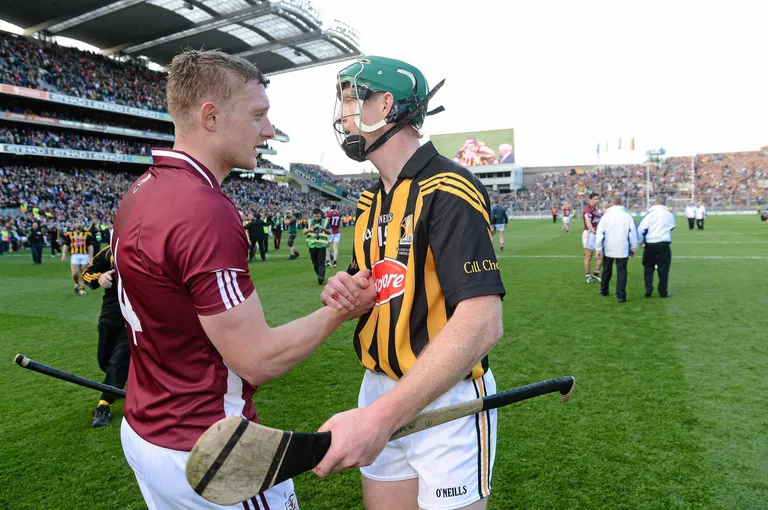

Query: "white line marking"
<box><xmin>495</xmin><ymin>255</ymin><xmax>768</xmax><ymax>260</ymax></box>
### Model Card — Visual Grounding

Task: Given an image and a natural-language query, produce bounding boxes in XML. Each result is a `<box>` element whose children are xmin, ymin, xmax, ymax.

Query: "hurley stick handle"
<box><xmin>390</xmin><ymin>376</ymin><xmax>574</xmax><ymax>441</ymax></box>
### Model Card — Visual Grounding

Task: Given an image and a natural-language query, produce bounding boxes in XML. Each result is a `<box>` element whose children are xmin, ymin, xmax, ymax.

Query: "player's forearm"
<box><xmin>254</xmin><ymin>307</ymin><xmax>347</xmax><ymax>385</ymax></box>
<box><xmin>369</xmin><ymin>296</ymin><xmax>503</xmax><ymax>433</ymax></box>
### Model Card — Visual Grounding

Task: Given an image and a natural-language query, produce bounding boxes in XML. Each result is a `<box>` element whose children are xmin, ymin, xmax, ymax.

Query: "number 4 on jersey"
<box><xmin>113</xmin><ymin>238</ymin><xmax>143</xmax><ymax>345</ymax></box>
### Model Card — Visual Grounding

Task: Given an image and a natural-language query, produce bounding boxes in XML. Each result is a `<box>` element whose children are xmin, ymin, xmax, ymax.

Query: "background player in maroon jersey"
<box><xmin>582</xmin><ymin>192</ymin><xmax>602</xmax><ymax>283</ymax></box>
<box><xmin>325</xmin><ymin>204</ymin><xmax>342</xmax><ymax>268</ymax></box>
<box><xmin>112</xmin><ymin>49</ymin><xmax>375</xmax><ymax>510</ymax></box>
<box><xmin>561</xmin><ymin>203</ymin><xmax>572</xmax><ymax>233</ymax></box>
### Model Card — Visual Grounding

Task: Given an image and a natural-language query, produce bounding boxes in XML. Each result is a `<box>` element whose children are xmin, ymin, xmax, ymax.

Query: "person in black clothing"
<box><xmin>89</xmin><ymin>219</ymin><xmax>101</xmax><ymax>254</ymax></box>
<box><xmin>246</xmin><ymin>213</ymin><xmax>267</xmax><ymax>262</ymax></box>
<box><xmin>28</xmin><ymin>221</ymin><xmax>44</xmax><ymax>264</ymax></box>
<box><xmin>82</xmin><ymin>244</ymin><xmax>130</xmax><ymax>427</ymax></box>
<box><xmin>47</xmin><ymin>223</ymin><xmax>60</xmax><ymax>256</ymax></box>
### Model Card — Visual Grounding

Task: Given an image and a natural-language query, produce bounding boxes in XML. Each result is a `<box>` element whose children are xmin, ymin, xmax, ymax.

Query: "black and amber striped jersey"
<box><xmin>349</xmin><ymin>142</ymin><xmax>506</xmax><ymax>381</ymax></box>
<box><xmin>61</xmin><ymin>230</ymin><xmax>94</xmax><ymax>255</ymax></box>
<box><xmin>82</xmin><ymin>246</ymin><xmax>121</xmax><ymax>325</ymax></box>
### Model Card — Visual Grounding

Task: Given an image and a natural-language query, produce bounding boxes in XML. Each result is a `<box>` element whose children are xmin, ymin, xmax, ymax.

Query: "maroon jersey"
<box><xmin>326</xmin><ymin>209</ymin><xmax>342</xmax><ymax>234</ymax></box>
<box><xmin>583</xmin><ymin>204</ymin><xmax>600</xmax><ymax>232</ymax></box>
<box><xmin>562</xmin><ymin>206</ymin><xmax>571</xmax><ymax>217</ymax></box>
<box><xmin>112</xmin><ymin>149</ymin><xmax>257</xmax><ymax>451</ymax></box>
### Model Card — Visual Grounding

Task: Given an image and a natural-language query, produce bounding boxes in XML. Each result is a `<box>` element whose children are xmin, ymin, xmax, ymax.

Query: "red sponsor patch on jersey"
<box><xmin>372</xmin><ymin>258</ymin><xmax>407</xmax><ymax>305</ymax></box>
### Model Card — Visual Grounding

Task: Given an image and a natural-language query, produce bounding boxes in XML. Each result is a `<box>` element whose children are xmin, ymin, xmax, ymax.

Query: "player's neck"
<box><xmin>172</xmin><ymin>137</ymin><xmax>230</xmax><ymax>184</ymax></box>
<box><xmin>368</xmin><ymin>132</ymin><xmax>421</xmax><ymax>193</ymax></box>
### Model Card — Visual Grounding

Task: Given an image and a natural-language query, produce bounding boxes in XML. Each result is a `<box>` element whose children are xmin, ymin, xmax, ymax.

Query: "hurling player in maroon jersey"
<box><xmin>112</xmin><ymin>49</ymin><xmax>375</xmax><ymax>510</ymax></box>
<box><xmin>582</xmin><ymin>192</ymin><xmax>603</xmax><ymax>283</ymax></box>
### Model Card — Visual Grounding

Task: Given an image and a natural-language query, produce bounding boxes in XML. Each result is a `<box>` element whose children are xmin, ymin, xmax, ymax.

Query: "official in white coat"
<box><xmin>595</xmin><ymin>195</ymin><xmax>638</xmax><ymax>303</ymax></box>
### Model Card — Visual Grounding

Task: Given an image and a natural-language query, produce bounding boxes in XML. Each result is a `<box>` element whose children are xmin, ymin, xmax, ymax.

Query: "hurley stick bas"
<box><xmin>13</xmin><ymin>354</ymin><xmax>126</xmax><ymax>399</ymax></box>
<box><xmin>186</xmin><ymin>376</ymin><xmax>575</xmax><ymax>505</ymax></box>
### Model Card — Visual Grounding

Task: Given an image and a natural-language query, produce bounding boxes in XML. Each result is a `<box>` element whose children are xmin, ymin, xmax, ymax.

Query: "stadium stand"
<box><xmin>0</xmin><ymin>32</ymin><xmax>166</xmax><ymax>111</ymax></box>
<box><xmin>504</xmin><ymin>149</ymin><xmax>768</xmax><ymax>213</ymax></box>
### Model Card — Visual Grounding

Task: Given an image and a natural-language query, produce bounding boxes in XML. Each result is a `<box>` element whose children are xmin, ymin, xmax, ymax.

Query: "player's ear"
<box><xmin>200</xmin><ymin>102</ymin><xmax>218</xmax><ymax>132</ymax></box>
<box><xmin>379</xmin><ymin>92</ymin><xmax>394</xmax><ymax>119</ymax></box>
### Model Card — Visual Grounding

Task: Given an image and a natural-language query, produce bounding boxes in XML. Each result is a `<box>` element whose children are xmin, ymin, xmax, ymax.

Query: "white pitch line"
<box><xmin>496</xmin><ymin>254</ymin><xmax>768</xmax><ymax>260</ymax></box>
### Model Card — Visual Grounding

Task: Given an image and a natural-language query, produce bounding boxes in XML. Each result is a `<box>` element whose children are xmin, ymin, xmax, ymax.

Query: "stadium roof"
<box><xmin>0</xmin><ymin>0</ymin><xmax>361</xmax><ymax>75</ymax></box>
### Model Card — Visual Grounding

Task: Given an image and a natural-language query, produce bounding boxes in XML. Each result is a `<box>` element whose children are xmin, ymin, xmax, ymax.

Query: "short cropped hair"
<box><xmin>166</xmin><ymin>49</ymin><xmax>269</xmax><ymax>134</ymax></box>
<box><xmin>589</xmin><ymin>192</ymin><xmax>600</xmax><ymax>199</ymax></box>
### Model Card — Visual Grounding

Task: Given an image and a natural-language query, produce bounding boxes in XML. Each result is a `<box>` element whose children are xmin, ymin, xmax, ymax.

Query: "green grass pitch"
<box><xmin>1</xmin><ymin>216</ymin><xmax>767</xmax><ymax>509</ymax></box>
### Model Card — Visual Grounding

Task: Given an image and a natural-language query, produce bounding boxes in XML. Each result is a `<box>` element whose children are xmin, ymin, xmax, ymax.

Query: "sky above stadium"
<box><xmin>268</xmin><ymin>0</ymin><xmax>768</xmax><ymax>173</ymax></box>
<box><xmin>2</xmin><ymin>0</ymin><xmax>766</xmax><ymax>174</ymax></box>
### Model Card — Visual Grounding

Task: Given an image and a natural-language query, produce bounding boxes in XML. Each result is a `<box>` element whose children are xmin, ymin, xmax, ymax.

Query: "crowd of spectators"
<box><xmin>0</xmin><ymin>32</ymin><xmax>166</xmax><ymax>112</ymax></box>
<box><xmin>0</xmin><ymin>165</ymin><xmax>353</xmax><ymax>247</ymax></box>
<box><xmin>254</xmin><ymin>156</ymin><xmax>284</xmax><ymax>171</ymax></box>
<box><xmin>0</xmin><ymin>125</ymin><xmax>168</xmax><ymax>155</ymax></box>
<box><xmin>502</xmin><ymin>149</ymin><xmax>768</xmax><ymax>213</ymax></box>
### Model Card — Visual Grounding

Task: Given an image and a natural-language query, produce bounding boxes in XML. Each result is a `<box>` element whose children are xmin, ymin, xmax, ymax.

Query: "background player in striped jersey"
<box><xmin>325</xmin><ymin>204</ymin><xmax>342</xmax><ymax>268</ymax></box>
<box><xmin>60</xmin><ymin>220</ymin><xmax>94</xmax><ymax>295</ymax></box>
<box><xmin>82</xmin><ymin>244</ymin><xmax>130</xmax><ymax>427</ymax></box>
<box><xmin>321</xmin><ymin>56</ymin><xmax>505</xmax><ymax>510</ymax></box>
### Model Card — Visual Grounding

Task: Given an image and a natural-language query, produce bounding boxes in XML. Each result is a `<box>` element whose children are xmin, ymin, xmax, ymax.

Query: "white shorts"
<box><xmin>121</xmin><ymin>419</ymin><xmax>299</xmax><ymax>510</ymax></box>
<box><xmin>563</xmin><ymin>216</ymin><xmax>571</xmax><ymax>224</ymax></box>
<box><xmin>359</xmin><ymin>370</ymin><xmax>497</xmax><ymax>510</ymax></box>
<box><xmin>329</xmin><ymin>233</ymin><xmax>341</xmax><ymax>243</ymax></box>
<box><xmin>71</xmin><ymin>254</ymin><xmax>90</xmax><ymax>266</ymax></box>
<box><xmin>493</xmin><ymin>224</ymin><xmax>505</xmax><ymax>232</ymax></box>
<box><xmin>582</xmin><ymin>231</ymin><xmax>596</xmax><ymax>250</ymax></box>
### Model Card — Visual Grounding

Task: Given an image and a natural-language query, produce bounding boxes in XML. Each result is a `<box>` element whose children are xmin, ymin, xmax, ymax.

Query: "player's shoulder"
<box><xmin>419</xmin><ymin>154</ymin><xmax>486</xmax><ymax>195</ymax></box>
<box><xmin>357</xmin><ymin>185</ymin><xmax>378</xmax><ymax>212</ymax></box>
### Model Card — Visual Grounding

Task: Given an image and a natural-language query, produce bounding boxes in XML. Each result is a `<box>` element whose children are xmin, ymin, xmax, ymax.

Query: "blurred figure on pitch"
<box><xmin>286</xmin><ymin>211</ymin><xmax>300</xmax><ymax>260</ymax></box>
<box><xmin>82</xmin><ymin>244</ymin><xmax>130</xmax><ymax>427</ymax></box>
<box><xmin>47</xmin><ymin>222</ymin><xmax>60</xmax><ymax>257</ymax></box>
<box><xmin>638</xmin><ymin>195</ymin><xmax>675</xmax><ymax>298</ymax></box>
<box><xmin>685</xmin><ymin>202</ymin><xmax>696</xmax><ymax>230</ymax></box>
<box><xmin>325</xmin><ymin>203</ymin><xmax>342</xmax><ymax>268</ymax></box>
<box><xmin>696</xmin><ymin>202</ymin><xmax>707</xmax><ymax>230</ymax></box>
<box><xmin>304</xmin><ymin>207</ymin><xmax>331</xmax><ymax>284</ymax></box>
<box><xmin>582</xmin><ymin>192</ymin><xmax>602</xmax><ymax>283</ymax></box>
<box><xmin>61</xmin><ymin>221</ymin><xmax>94</xmax><ymax>295</ymax></box>
<box><xmin>561</xmin><ymin>203</ymin><xmax>572</xmax><ymax>233</ymax></box>
<box><xmin>491</xmin><ymin>200</ymin><xmax>509</xmax><ymax>251</ymax></box>
<box><xmin>271</xmin><ymin>210</ymin><xmax>283</xmax><ymax>250</ymax></box>
<box><xmin>595</xmin><ymin>194</ymin><xmax>638</xmax><ymax>303</ymax></box>
<box><xmin>246</xmin><ymin>213</ymin><xmax>267</xmax><ymax>262</ymax></box>
<box><xmin>551</xmin><ymin>206</ymin><xmax>558</xmax><ymax>223</ymax></box>
<box><xmin>28</xmin><ymin>221</ymin><xmax>44</xmax><ymax>264</ymax></box>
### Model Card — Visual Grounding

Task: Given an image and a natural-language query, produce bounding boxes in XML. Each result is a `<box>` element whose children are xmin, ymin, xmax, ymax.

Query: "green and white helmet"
<box><xmin>334</xmin><ymin>56</ymin><xmax>444</xmax><ymax>161</ymax></box>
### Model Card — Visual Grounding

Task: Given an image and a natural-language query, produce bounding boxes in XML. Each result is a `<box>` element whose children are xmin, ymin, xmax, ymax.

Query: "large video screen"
<box><xmin>430</xmin><ymin>128</ymin><xmax>515</xmax><ymax>166</ymax></box>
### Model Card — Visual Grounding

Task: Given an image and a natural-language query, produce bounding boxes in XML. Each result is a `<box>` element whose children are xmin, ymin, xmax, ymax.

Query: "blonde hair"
<box><xmin>166</xmin><ymin>49</ymin><xmax>269</xmax><ymax>135</ymax></box>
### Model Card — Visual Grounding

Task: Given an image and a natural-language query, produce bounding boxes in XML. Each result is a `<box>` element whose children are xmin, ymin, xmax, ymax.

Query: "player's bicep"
<box><xmin>198</xmin><ymin>292</ymin><xmax>269</xmax><ymax>385</ymax></box>
<box><xmin>429</xmin><ymin>188</ymin><xmax>506</xmax><ymax>310</ymax></box>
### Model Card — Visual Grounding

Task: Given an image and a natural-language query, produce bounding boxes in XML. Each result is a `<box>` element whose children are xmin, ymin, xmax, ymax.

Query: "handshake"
<box><xmin>320</xmin><ymin>269</ymin><xmax>376</xmax><ymax>320</ymax></box>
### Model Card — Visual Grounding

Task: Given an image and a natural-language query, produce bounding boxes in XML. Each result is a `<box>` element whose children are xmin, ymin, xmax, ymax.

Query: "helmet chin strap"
<box><xmin>341</xmin><ymin>79</ymin><xmax>445</xmax><ymax>163</ymax></box>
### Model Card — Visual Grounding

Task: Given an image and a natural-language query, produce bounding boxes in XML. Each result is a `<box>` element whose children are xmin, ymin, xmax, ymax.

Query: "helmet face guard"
<box><xmin>333</xmin><ymin>57</ymin><xmax>445</xmax><ymax>162</ymax></box>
